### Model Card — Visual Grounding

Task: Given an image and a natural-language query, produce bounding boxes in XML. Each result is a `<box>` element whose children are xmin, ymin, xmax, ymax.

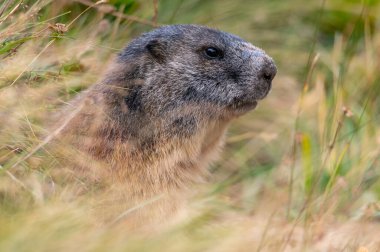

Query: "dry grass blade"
<box><xmin>8</xmin><ymin>103</ymin><xmax>84</xmax><ymax>171</ymax></box>
<box><xmin>7</xmin><ymin>39</ymin><xmax>56</xmax><ymax>87</ymax></box>
<box><xmin>152</xmin><ymin>0</ymin><xmax>158</xmax><ymax>25</ymax></box>
<box><xmin>0</xmin><ymin>0</ymin><xmax>21</xmax><ymax>25</ymax></box>
<box><xmin>75</xmin><ymin>0</ymin><xmax>160</xmax><ymax>27</ymax></box>
<box><xmin>0</xmin><ymin>0</ymin><xmax>14</xmax><ymax>18</ymax></box>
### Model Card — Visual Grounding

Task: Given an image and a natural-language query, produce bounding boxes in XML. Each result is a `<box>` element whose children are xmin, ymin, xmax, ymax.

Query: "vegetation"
<box><xmin>0</xmin><ymin>0</ymin><xmax>379</xmax><ymax>251</ymax></box>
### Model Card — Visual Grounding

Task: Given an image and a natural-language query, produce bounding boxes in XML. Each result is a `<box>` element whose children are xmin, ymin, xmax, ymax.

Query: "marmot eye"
<box><xmin>204</xmin><ymin>47</ymin><xmax>222</xmax><ymax>59</ymax></box>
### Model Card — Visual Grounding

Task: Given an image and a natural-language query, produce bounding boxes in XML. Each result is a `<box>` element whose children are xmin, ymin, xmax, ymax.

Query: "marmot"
<box><xmin>56</xmin><ymin>24</ymin><xmax>276</xmax><ymax>225</ymax></box>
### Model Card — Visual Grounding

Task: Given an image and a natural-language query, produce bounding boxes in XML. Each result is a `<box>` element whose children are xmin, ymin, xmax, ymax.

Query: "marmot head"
<box><xmin>104</xmin><ymin>24</ymin><xmax>276</xmax><ymax>136</ymax></box>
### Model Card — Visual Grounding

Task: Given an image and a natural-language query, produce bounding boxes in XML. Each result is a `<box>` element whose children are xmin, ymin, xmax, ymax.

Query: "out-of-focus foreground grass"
<box><xmin>0</xmin><ymin>0</ymin><xmax>380</xmax><ymax>251</ymax></box>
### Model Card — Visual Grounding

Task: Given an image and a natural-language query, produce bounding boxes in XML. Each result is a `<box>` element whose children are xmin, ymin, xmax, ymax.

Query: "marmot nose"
<box><xmin>260</xmin><ymin>57</ymin><xmax>277</xmax><ymax>83</ymax></box>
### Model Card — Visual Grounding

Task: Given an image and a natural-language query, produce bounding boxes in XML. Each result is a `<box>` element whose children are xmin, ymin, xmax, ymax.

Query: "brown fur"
<box><xmin>53</xmin><ymin>25</ymin><xmax>276</xmax><ymax>227</ymax></box>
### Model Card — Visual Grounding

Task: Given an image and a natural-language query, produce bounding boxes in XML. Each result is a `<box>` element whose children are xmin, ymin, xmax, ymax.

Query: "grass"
<box><xmin>0</xmin><ymin>0</ymin><xmax>380</xmax><ymax>251</ymax></box>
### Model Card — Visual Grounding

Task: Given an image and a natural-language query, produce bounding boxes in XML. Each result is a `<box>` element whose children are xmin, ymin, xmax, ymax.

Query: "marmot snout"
<box><xmin>57</xmin><ymin>24</ymin><xmax>276</xmax><ymax>223</ymax></box>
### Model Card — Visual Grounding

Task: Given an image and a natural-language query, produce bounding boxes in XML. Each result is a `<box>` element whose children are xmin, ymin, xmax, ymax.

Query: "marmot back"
<box><xmin>55</xmin><ymin>24</ymin><xmax>276</xmax><ymax>226</ymax></box>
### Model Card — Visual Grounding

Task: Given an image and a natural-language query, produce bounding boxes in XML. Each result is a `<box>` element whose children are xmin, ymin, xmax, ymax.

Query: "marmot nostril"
<box><xmin>261</xmin><ymin>61</ymin><xmax>277</xmax><ymax>82</ymax></box>
<box><xmin>262</xmin><ymin>72</ymin><xmax>273</xmax><ymax>81</ymax></box>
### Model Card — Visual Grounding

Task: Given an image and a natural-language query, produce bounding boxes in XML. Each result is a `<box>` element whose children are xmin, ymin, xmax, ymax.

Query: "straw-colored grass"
<box><xmin>0</xmin><ymin>0</ymin><xmax>379</xmax><ymax>251</ymax></box>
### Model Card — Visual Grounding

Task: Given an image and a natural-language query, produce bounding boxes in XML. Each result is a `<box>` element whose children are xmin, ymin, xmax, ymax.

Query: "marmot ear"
<box><xmin>146</xmin><ymin>39</ymin><xmax>167</xmax><ymax>63</ymax></box>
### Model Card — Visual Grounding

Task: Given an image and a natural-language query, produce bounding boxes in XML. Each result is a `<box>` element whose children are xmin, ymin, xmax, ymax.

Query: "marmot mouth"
<box><xmin>227</xmin><ymin>99</ymin><xmax>258</xmax><ymax>112</ymax></box>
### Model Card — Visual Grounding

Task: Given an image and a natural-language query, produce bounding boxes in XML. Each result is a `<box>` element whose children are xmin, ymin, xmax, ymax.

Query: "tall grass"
<box><xmin>0</xmin><ymin>0</ymin><xmax>379</xmax><ymax>251</ymax></box>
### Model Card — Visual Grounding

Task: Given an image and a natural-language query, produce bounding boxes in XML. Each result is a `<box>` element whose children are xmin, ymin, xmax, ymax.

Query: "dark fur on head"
<box><xmin>100</xmin><ymin>25</ymin><xmax>276</xmax><ymax>144</ymax></box>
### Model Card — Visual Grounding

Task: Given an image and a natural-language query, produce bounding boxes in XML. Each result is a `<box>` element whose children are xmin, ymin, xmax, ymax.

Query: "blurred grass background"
<box><xmin>0</xmin><ymin>0</ymin><xmax>380</xmax><ymax>251</ymax></box>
